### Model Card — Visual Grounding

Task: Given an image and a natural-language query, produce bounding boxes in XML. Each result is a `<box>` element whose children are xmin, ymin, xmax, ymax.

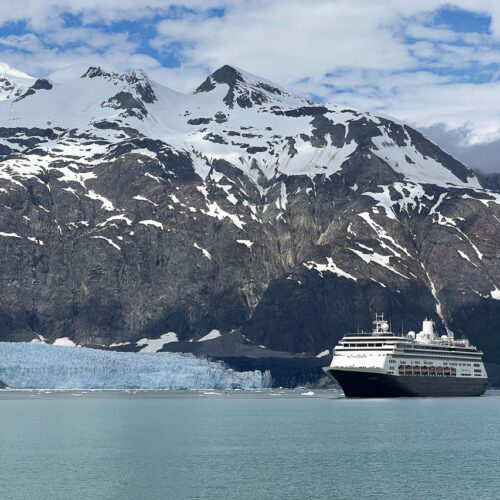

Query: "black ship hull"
<box><xmin>324</xmin><ymin>368</ymin><xmax>488</xmax><ymax>398</ymax></box>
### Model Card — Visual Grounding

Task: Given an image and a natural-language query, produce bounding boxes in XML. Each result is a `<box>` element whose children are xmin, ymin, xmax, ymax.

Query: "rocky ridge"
<box><xmin>0</xmin><ymin>63</ymin><xmax>499</xmax><ymax>384</ymax></box>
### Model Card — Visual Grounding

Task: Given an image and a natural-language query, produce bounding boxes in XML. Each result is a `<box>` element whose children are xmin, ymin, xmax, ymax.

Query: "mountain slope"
<box><xmin>0</xmin><ymin>63</ymin><xmax>499</xmax><ymax>380</ymax></box>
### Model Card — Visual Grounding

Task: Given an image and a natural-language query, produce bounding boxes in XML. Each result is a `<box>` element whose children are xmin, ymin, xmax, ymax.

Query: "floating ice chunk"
<box><xmin>491</xmin><ymin>288</ymin><xmax>500</xmax><ymax>300</ymax></box>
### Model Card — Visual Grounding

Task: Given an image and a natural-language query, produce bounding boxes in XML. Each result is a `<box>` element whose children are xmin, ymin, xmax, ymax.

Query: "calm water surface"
<box><xmin>1</xmin><ymin>389</ymin><xmax>499</xmax><ymax>499</ymax></box>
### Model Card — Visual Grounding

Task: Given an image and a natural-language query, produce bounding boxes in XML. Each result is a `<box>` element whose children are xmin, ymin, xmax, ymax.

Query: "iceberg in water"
<box><xmin>0</xmin><ymin>343</ymin><xmax>271</xmax><ymax>389</ymax></box>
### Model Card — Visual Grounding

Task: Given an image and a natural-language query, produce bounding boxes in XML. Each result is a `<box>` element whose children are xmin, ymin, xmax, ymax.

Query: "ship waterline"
<box><xmin>324</xmin><ymin>314</ymin><xmax>488</xmax><ymax>398</ymax></box>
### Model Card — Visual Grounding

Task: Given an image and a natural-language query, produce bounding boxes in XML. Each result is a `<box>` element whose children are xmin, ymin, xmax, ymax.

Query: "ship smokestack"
<box><xmin>422</xmin><ymin>319</ymin><xmax>435</xmax><ymax>336</ymax></box>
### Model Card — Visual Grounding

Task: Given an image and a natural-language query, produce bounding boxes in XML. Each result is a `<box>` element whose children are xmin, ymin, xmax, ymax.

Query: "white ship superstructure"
<box><xmin>324</xmin><ymin>314</ymin><xmax>488</xmax><ymax>397</ymax></box>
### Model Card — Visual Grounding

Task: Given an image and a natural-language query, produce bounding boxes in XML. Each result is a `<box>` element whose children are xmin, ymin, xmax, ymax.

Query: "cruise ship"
<box><xmin>324</xmin><ymin>314</ymin><xmax>488</xmax><ymax>397</ymax></box>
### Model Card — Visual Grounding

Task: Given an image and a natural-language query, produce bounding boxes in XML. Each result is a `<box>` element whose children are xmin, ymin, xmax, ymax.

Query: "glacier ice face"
<box><xmin>0</xmin><ymin>343</ymin><xmax>271</xmax><ymax>390</ymax></box>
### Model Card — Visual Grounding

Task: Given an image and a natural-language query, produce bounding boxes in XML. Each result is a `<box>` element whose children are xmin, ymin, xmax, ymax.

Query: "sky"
<box><xmin>0</xmin><ymin>0</ymin><xmax>500</xmax><ymax>172</ymax></box>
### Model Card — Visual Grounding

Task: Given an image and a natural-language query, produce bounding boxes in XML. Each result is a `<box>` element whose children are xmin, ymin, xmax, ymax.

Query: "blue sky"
<box><xmin>1</xmin><ymin>0</ymin><xmax>500</xmax><ymax>172</ymax></box>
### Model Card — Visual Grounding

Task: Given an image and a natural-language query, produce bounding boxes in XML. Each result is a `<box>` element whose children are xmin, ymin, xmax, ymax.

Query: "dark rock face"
<box><xmin>32</xmin><ymin>79</ymin><xmax>52</xmax><ymax>91</ymax></box>
<box><xmin>0</xmin><ymin>378</ymin><xmax>7</xmax><ymax>389</ymax></box>
<box><xmin>476</xmin><ymin>171</ymin><xmax>500</xmax><ymax>193</ymax></box>
<box><xmin>0</xmin><ymin>64</ymin><xmax>499</xmax><ymax>384</ymax></box>
<box><xmin>103</xmin><ymin>91</ymin><xmax>148</xmax><ymax>119</ymax></box>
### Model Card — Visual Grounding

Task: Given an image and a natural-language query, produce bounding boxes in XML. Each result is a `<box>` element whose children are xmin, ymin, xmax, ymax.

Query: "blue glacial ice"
<box><xmin>0</xmin><ymin>342</ymin><xmax>271</xmax><ymax>389</ymax></box>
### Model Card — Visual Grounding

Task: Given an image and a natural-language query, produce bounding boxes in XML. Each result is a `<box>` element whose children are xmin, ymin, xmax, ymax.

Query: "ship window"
<box><xmin>474</xmin><ymin>364</ymin><xmax>480</xmax><ymax>367</ymax></box>
<box><xmin>358</xmin><ymin>344</ymin><xmax>367</xmax><ymax>347</ymax></box>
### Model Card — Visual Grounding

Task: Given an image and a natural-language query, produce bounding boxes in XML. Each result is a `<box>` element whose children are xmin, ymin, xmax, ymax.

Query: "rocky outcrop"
<box><xmin>0</xmin><ymin>64</ymin><xmax>498</xmax><ymax>383</ymax></box>
<box><xmin>476</xmin><ymin>171</ymin><xmax>500</xmax><ymax>193</ymax></box>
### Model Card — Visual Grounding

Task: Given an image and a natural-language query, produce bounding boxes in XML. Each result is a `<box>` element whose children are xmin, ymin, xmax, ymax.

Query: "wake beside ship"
<box><xmin>324</xmin><ymin>314</ymin><xmax>488</xmax><ymax>398</ymax></box>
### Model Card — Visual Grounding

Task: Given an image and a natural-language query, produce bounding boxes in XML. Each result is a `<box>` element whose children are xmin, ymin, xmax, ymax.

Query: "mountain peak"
<box><xmin>0</xmin><ymin>62</ymin><xmax>35</xmax><ymax>101</ymax></box>
<box><xmin>195</xmin><ymin>64</ymin><xmax>310</xmax><ymax>109</ymax></box>
<box><xmin>81</xmin><ymin>66</ymin><xmax>108</xmax><ymax>79</ymax></box>
<box><xmin>195</xmin><ymin>65</ymin><xmax>245</xmax><ymax>93</ymax></box>
<box><xmin>80</xmin><ymin>66</ymin><xmax>156</xmax><ymax>105</ymax></box>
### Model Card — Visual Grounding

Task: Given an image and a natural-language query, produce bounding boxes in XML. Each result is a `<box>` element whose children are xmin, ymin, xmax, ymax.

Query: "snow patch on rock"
<box><xmin>304</xmin><ymin>258</ymin><xmax>357</xmax><ymax>281</ymax></box>
<box><xmin>136</xmin><ymin>332</ymin><xmax>178</xmax><ymax>353</ymax></box>
<box><xmin>198</xmin><ymin>330</ymin><xmax>221</xmax><ymax>342</ymax></box>
<box><xmin>53</xmin><ymin>337</ymin><xmax>78</xmax><ymax>347</ymax></box>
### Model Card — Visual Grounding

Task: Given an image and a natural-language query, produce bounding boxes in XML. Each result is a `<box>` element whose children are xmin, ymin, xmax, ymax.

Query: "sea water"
<box><xmin>1</xmin><ymin>389</ymin><xmax>499</xmax><ymax>499</ymax></box>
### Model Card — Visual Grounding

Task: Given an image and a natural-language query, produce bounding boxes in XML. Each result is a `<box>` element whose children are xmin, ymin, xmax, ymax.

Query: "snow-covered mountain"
<box><xmin>0</xmin><ymin>62</ymin><xmax>35</xmax><ymax>102</ymax></box>
<box><xmin>0</xmin><ymin>62</ymin><xmax>499</xmax><ymax>383</ymax></box>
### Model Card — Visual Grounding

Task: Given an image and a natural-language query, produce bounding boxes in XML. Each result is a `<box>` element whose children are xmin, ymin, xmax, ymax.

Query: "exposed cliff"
<box><xmin>0</xmin><ymin>64</ymin><xmax>498</xmax><ymax>383</ymax></box>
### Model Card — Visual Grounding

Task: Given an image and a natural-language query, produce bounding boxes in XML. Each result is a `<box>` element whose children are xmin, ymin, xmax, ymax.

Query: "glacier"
<box><xmin>0</xmin><ymin>343</ymin><xmax>271</xmax><ymax>390</ymax></box>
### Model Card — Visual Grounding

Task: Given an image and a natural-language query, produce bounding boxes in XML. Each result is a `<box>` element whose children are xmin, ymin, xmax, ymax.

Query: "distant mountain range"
<box><xmin>0</xmin><ymin>62</ymin><xmax>499</xmax><ymax>385</ymax></box>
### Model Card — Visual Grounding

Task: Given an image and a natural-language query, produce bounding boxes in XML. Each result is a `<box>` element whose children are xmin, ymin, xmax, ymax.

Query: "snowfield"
<box><xmin>0</xmin><ymin>343</ymin><xmax>271</xmax><ymax>390</ymax></box>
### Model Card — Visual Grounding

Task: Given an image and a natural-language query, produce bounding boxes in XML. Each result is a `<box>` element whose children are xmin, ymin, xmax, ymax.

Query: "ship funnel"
<box><xmin>422</xmin><ymin>319</ymin><xmax>435</xmax><ymax>337</ymax></box>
